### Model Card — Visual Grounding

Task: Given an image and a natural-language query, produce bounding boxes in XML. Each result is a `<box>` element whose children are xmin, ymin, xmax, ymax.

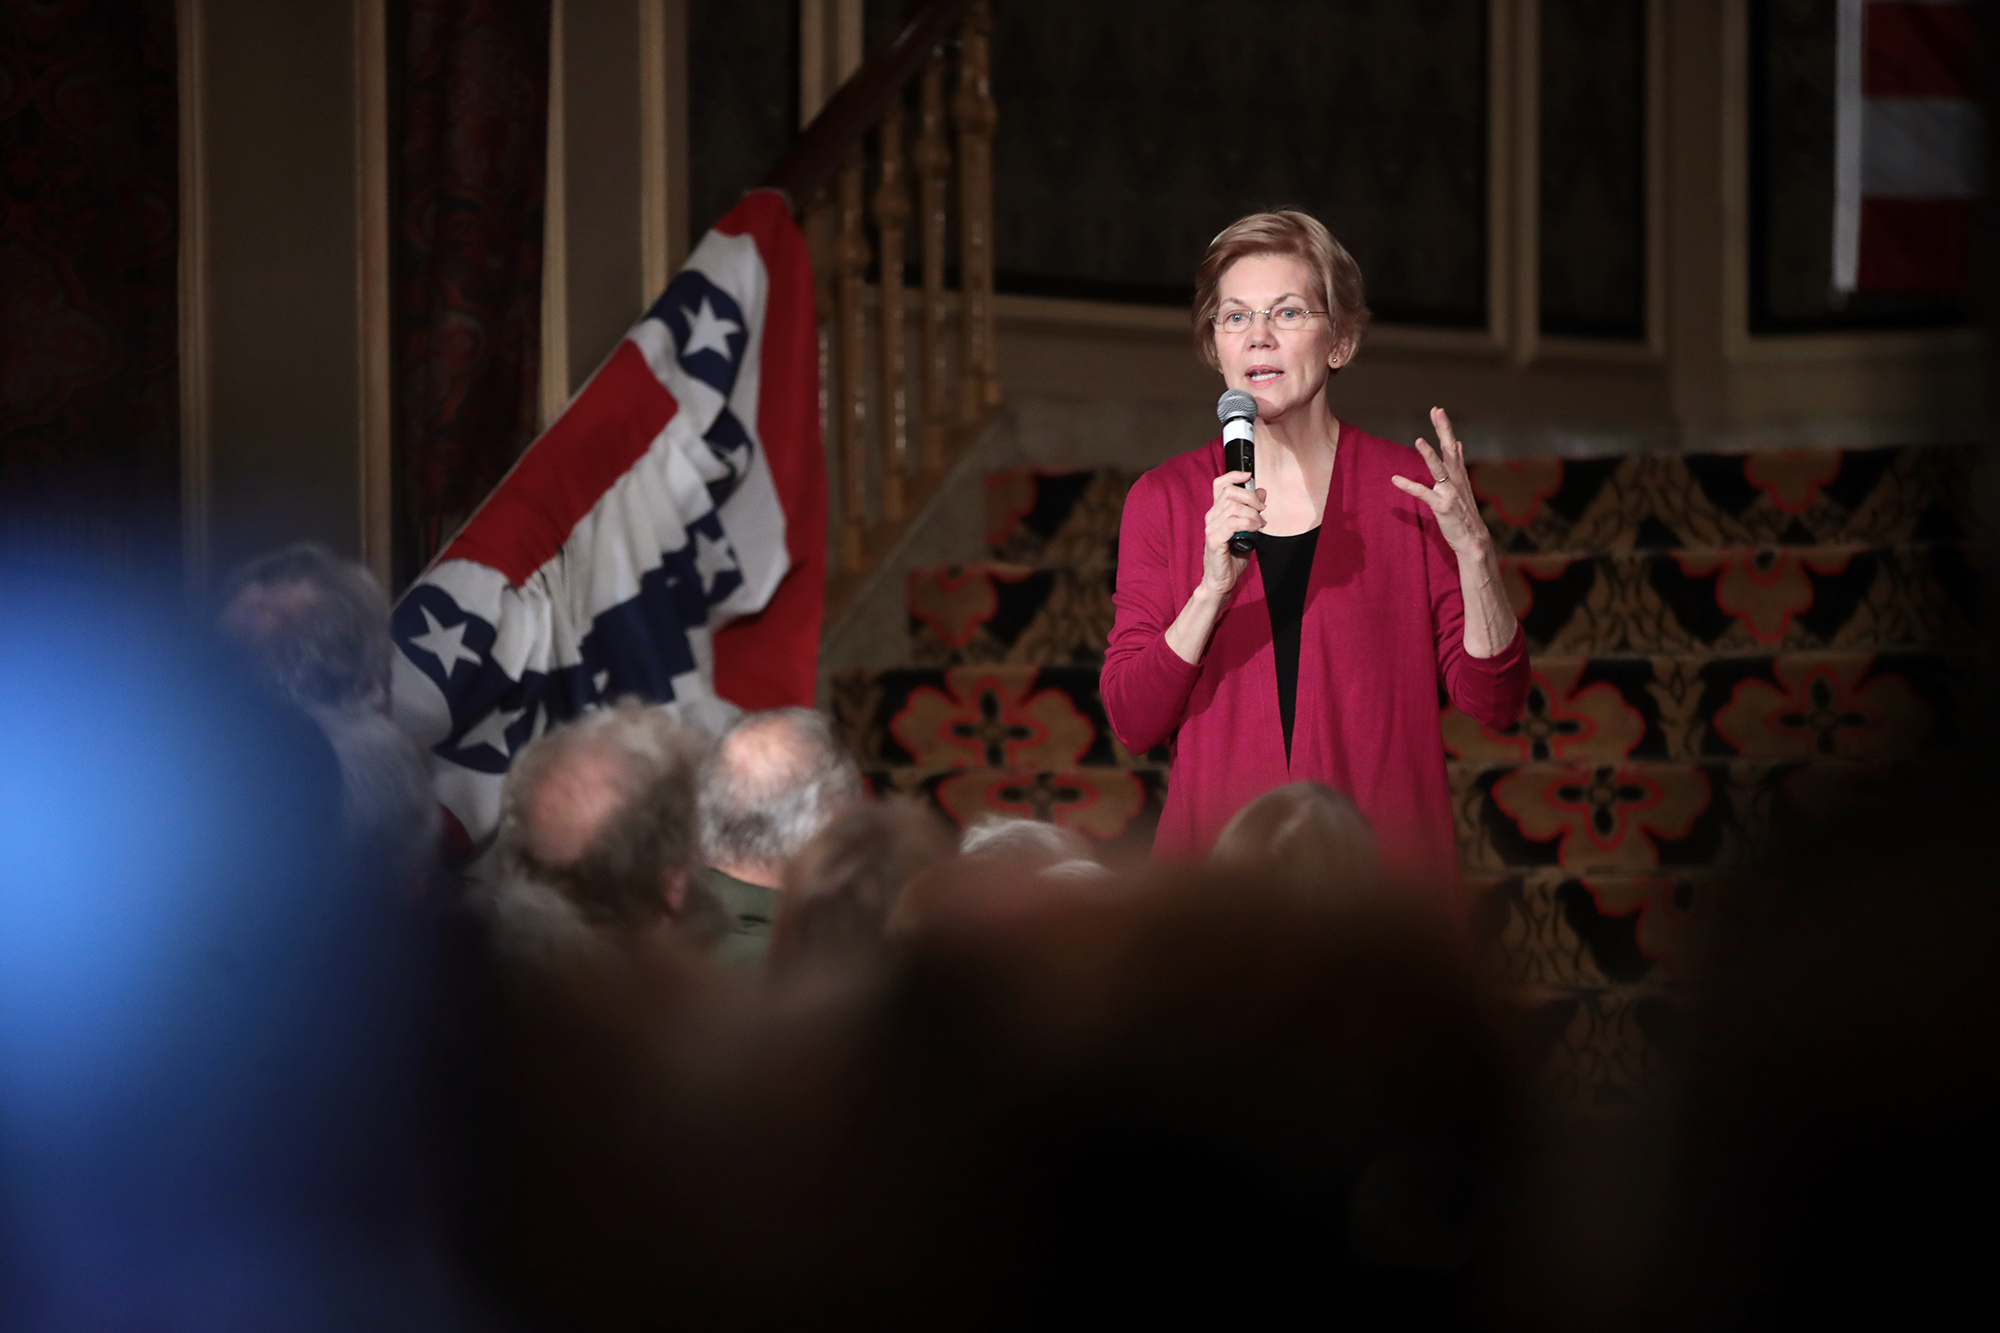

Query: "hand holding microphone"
<box><xmin>1200</xmin><ymin>388</ymin><xmax>1265</xmax><ymax>595</ymax></box>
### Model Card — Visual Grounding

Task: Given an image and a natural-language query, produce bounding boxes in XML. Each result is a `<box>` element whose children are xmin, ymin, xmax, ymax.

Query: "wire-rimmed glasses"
<box><xmin>1210</xmin><ymin>305</ymin><xmax>1324</xmax><ymax>334</ymax></box>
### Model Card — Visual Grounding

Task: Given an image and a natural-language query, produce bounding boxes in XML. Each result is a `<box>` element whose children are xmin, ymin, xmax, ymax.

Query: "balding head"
<box><xmin>699</xmin><ymin>707</ymin><xmax>863</xmax><ymax>887</ymax></box>
<box><xmin>525</xmin><ymin>742</ymin><xmax>640</xmax><ymax>868</ymax></box>
<box><xmin>494</xmin><ymin>701</ymin><xmax>714</xmax><ymax>932</ymax></box>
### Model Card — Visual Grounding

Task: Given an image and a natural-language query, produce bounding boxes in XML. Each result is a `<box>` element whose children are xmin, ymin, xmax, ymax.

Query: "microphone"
<box><xmin>1217</xmin><ymin>389</ymin><xmax>1258</xmax><ymax>554</ymax></box>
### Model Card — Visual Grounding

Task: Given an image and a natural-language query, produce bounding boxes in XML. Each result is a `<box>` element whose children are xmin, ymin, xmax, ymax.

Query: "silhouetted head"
<box><xmin>218</xmin><ymin>541</ymin><xmax>393</xmax><ymax>713</ymax></box>
<box><xmin>771</xmin><ymin>798</ymin><xmax>955</xmax><ymax>971</ymax></box>
<box><xmin>0</xmin><ymin>575</ymin><xmax>439</xmax><ymax>1324</ymax></box>
<box><xmin>1211</xmin><ymin>780</ymin><xmax>1380</xmax><ymax>896</ymax></box>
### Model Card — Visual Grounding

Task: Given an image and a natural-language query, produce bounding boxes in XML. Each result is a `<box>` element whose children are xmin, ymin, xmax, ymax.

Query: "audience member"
<box><xmin>485</xmin><ymin>700</ymin><xmax>727</xmax><ymax>965</ymax></box>
<box><xmin>698</xmin><ymin>707</ymin><xmax>864</xmax><ymax>965</ymax></box>
<box><xmin>769</xmin><ymin>798</ymin><xmax>955</xmax><ymax>972</ymax></box>
<box><xmin>959</xmin><ymin>813</ymin><xmax>1093</xmax><ymax>873</ymax></box>
<box><xmin>218</xmin><ymin>542</ymin><xmax>439</xmax><ymax>889</ymax></box>
<box><xmin>26</xmin><ymin>546</ymin><xmax>1992</xmax><ymax>1333</ymax></box>
<box><xmin>0</xmin><ymin>576</ymin><xmax>458</xmax><ymax>1327</ymax></box>
<box><xmin>1210</xmin><ymin>779</ymin><xmax>1380</xmax><ymax>896</ymax></box>
<box><xmin>717</xmin><ymin>866</ymin><xmax>1528</xmax><ymax>1327</ymax></box>
<box><xmin>889</xmin><ymin>815</ymin><xmax>1109</xmax><ymax>935</ymax></box>
<box><xmin>1654</xmin><ymin>770</ymin><xmax>1998</xmax><ymax>1330</ymax></box>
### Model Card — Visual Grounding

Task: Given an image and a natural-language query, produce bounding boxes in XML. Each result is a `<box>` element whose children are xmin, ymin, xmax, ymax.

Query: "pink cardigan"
<box><xmin>1100</xmin><ymin>422</ymin><xmax>1530</xmax><ymax>903</ymax></box>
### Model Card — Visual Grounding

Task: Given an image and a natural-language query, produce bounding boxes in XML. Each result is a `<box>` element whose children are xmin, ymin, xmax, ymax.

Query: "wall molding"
<box><xmin>994</xmin><ymin>293</ymin><xmax>1521</xmax><ymax>362</ymax></box>
<box><xmin>540</xmin><ymin>0</ymin><xmax>570</xmax><ymax>427</ymax></box>
<box><xmin>800</xmin><ymin>0</ymin><xmax>865</xmax><ymax>127</ymax></box>
<box><xmin>639</xmin><ymin>0</ymin><xmax>689</xmax><ymax>294</ymax></box>
<box><xmin>177</xmin><ymin>0</ymin><xmax>211</xmax><ymax>592</ymax></box>
<box><xmin>355</xmin><ymin>0</ymin><xmax>392</xmax><ymax>588</ymax></box>
<box><xmin>1508</xmin><ymin>0</ymin><xmax>1669</xmax><ymax>368</ymax></box>
<box><xmin>1499</xmin><ymin>0</ymin><xmax>1531</xmax><ymax>361</ymax></box>
<box><xmin>1644</xmin><ymin>0</ymin><xmax>1670</xmax><ymax>358</ymax></box>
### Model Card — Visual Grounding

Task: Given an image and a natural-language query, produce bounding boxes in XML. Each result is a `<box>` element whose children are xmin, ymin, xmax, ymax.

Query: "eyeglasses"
<box><xmin>1211</xmin><ymin>305</ymin><xmax>1324</xmax><ymax>334</ymax></box>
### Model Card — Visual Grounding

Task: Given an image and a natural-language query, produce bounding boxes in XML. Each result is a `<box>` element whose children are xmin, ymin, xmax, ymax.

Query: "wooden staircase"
<box><xmin>829</xmin><ymin>442</ymin><xmax>1981</xmax><ymax>1102</ymax></box>
<box><xmin>762</xmin><ymin>0</ymin><xmax>1005</xmax><ymax>626</ymax></box>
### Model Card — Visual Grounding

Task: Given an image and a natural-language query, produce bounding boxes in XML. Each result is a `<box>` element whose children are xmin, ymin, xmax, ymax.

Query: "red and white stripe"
<box><xmin>1833</xmin><ymin>0</ymin><xmax>1982</xmax><ymax>294</ymax></box>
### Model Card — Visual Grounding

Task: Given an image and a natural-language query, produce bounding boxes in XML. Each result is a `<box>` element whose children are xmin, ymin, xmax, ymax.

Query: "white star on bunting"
<box><xmin>409</xmin><ymin>607</ymin><xmax>483</xmax><ymax>678</ymax></box>
<box><xmin>679</xmin><ymin>297</ymin><xmax>741</xmax><ymax>361</ymax></box>
<box><xmin>460</xmin><ymin>704</ymin><xmax>526</xmax><ymax>758</ymax></box>
<box><xmin>692</xmin><ymin>529</ymin><xmax>737</xmax><ymax>596</ymax></box>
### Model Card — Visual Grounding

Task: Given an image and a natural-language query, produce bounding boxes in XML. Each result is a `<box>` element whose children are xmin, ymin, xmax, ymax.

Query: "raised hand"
<box><xmin>1163</xmin><ymin>470</ymin><xmax>1266</xmax><ymax>665</ymax></box>
<box><xmin>1391</xmin><ymin>406</ymin><xmax>1492</xmax><ymax>563</ymax></box>
<box><xmin>1200</xmin><ymin>466</ymin><xmax>1264</xmax><ymax>592</ymax></box>
<box><xmin>1200</xmin><ymin>470</ymin><xmax>1265</xmax><ymax>595</ymax></box>
<box><xmin>1391</xmin><ymin>406</ymin><xmax>1517</xmax><ymax>657</ymax></box>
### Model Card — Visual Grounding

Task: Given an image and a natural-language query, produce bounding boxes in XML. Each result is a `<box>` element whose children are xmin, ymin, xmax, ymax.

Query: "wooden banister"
<box><xmin>757</xmin><ymin>0</ymin><xmax>1001</xmax><ymax>622</ymax></box>
<box><xmin>760</xmin><ymin>0</ymin><xmax>974</xmax><ymax>210</ymax></box>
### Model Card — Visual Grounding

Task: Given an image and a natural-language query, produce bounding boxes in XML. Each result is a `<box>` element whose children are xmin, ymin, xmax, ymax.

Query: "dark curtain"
<box><xmin>390</xmin><ymin>0</ymin><xmax>551</xmax><ymax>589</ymax></box>
<box><xmin>0</xmin><ymin>0</ymin><xmax>179</xmax><ymax>571</ymax></box>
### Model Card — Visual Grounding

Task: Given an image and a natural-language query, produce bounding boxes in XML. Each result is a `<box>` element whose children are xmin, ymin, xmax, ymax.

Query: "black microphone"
<box><xmin>1217</xmin><ymin>389</ymin><xmax>1258</xmax><ymax>554</ymax></box>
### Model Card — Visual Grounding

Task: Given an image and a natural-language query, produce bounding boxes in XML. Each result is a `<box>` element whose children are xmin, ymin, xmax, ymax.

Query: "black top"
<box><xmin>1258</xmin><ymin>526</ymin><xmax>1321</xmax><ymax>759</ymax></box>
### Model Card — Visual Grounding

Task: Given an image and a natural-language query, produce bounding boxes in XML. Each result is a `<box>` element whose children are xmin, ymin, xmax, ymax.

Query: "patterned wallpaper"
<box><xmin>1539</xmin><ymin>0</ymin><xmax>1645</xmax><ymax>339</ymax></box>
<box><xmin>984</xmin><ymin>0</ymin><xmax>1491</xmax><ymax>326</ymax></box>
<box><xmin>1751</xmin><ymin>0</ymin><xmax>1968</xmax><ymax>331</ymax></box>
<box><xmin>688</xmin><ymin>0</ymin><xmax>797</xmax><ymax>237</ymax></box>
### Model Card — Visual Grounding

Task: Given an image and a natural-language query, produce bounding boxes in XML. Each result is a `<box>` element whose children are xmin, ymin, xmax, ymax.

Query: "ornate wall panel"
<box><xmin>688</xmin><ymin>0</ymin><xmax>797</xmax><ymax>237</ymax></box>
<box><xmin>985</xmin><ymin>0</ymin><xmax>1490</xmax><ymax>326</ymax></box>
<box><xmin>388</xmin><ymin>0</ymin><xmax>552</xmax><ymax>584</ymax></box>
<box><xmin>0</xmin><ymin>0</ymin><xmax>179</xmax><ymax>569</ymax></box>
<box><xmin>1539</xmin><ymin>0</ymin><xmax>1645</xmax><ymax>339</ymax></box>
<box><xmin>1750</xmin><ymin>0</ymin><xmax>1968</xmax><ymax>331</ymax></box>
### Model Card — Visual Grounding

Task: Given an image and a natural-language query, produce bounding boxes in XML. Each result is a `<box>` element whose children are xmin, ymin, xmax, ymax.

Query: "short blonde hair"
<box><xmin>1192</xmin><ymin>210</ymin><xmax>1371</xmax><ymax>370</ymax></box>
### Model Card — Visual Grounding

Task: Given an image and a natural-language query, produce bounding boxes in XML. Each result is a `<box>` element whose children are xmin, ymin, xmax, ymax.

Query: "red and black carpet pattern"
<box><xmin>835</xmin><ymin>443</ymin><xmax>1976</xmax><ymax>1103</ymax></box>
<box><xmin>906</xmin><ymin>543</ymin><xmax>1977</xmax><ymax>664</ymax></box>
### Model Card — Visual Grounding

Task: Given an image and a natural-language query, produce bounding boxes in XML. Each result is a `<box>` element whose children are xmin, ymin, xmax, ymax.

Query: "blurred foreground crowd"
<box><xmin>0</xmin><ymin>544</ymin><xmax>1993</xmax><ymax>1331</ymax></box>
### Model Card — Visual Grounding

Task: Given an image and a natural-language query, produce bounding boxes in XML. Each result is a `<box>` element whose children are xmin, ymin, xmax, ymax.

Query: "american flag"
<box><xmin>1834</xmin><ymin>0</ymin><xmax>1982</xmax><ymax>294</ymax></box>
<box><xmin>389</xmin><ymin>190</ymin><xmax>826</xmax><ymax>854</ymax></box>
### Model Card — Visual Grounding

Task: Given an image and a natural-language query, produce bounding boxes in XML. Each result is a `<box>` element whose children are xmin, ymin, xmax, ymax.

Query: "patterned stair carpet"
<box><xmin>828</xmin><ymin>444</ymin><xmax>1981</xmax><ymax>1103</ymax></box>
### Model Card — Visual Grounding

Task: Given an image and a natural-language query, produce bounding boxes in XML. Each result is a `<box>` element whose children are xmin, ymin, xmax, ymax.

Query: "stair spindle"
<box><xmin>874</xmin><ymin>95</ymin><xmax>912</xmax><ymax>522</ymax></box>
<box><xmin>953</xmin><ymin>0</ymin><xmax>998</xmax><ymax>421</ymax></box>
<box><xmin>914</xmin><ymin>50</ymin><xmax>952</xmax><ymax>476</ymax></box>
<box><xmin>836</xmin><ymin>148</ymin><xmax>871</xmax><ymax>572</ymax></box>
<box><xmin>767</xmin><ymin>0</ymin><xmax>1004</xmax><ymax>621</ymax></box>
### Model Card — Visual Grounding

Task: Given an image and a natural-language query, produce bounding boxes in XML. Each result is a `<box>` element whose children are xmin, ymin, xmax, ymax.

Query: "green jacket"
<box><xmin>703</xmin><ymin>866</ymin><xmax>780</xmax><ymax>967</ymax></box>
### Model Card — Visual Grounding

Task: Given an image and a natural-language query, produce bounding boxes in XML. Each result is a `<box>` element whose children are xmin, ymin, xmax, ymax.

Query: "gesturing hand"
<box><xmin>1201</xmin><ymin>470</ymin><xmax>1264</xmax><ymax>596</ymax></box>
<box><xmin>1391</xmin><ymin>407</ymin><xmax>1492</xmax><ymax>563</ymax></box>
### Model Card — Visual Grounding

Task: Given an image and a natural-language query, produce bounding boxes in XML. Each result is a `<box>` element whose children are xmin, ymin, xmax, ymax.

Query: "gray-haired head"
<box><xmin>699</xmin><ymin>707</ymin><xmax>864</xmax><ymax>885</ymax></box>
<box><xmin>218</xmin><ymin>542</ymin><xmax>392</xmax><ymax>712</ymax></box>
<box><xmin>958</xmin><ymin>814</ymin><xmax>1091</xmax><ymax>870</ymax></box>
<box><xmin>493</xmin><ymin>700</ymin><xmax>719</xmax><ymax>933</ymax></box>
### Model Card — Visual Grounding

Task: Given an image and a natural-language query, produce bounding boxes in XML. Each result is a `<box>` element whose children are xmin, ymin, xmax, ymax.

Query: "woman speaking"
<box><xmin>1100</xmin><ymin>211</ymin><xmax>1530</xmax><ymax>899</ymax></box>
